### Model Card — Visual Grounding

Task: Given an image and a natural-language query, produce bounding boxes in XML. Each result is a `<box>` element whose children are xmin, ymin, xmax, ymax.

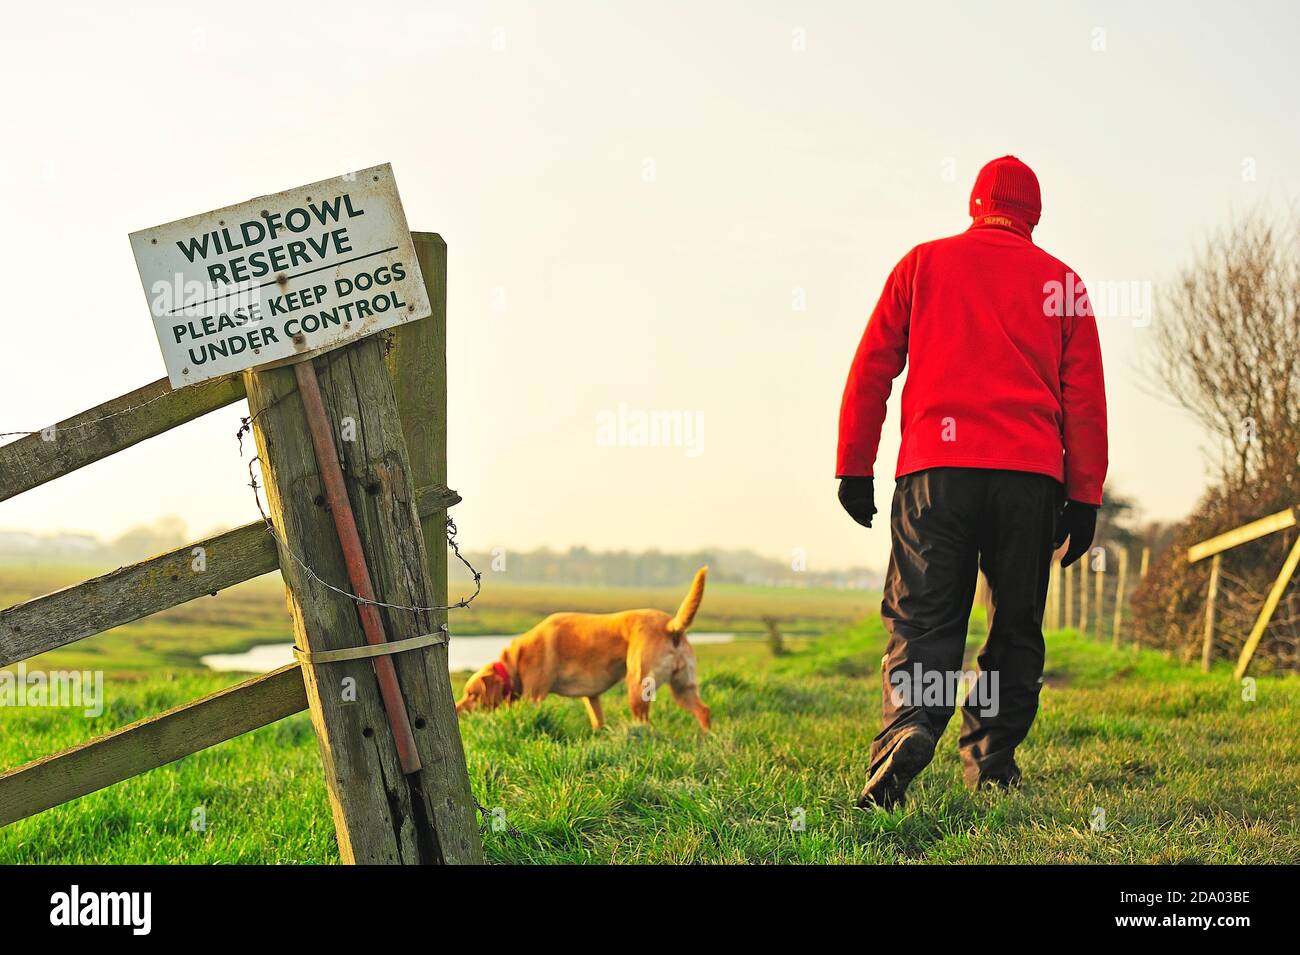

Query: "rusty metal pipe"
<box><xmin>293</xmin><ymin>359</ymin><xmax>423</xmax><ymax>775</ymax></box>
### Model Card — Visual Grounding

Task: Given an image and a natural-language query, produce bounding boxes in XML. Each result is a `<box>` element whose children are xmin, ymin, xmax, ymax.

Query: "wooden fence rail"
<box><xmin>0</xmin><ymin>483</ymin><xmax>459</xmax><ymax>668</ymax></box>
<box><xmin>0</xmin><ymin>375</ymin><xmax>246</xmax><ymax>503</ymax></box>
<box><xmin>0</xmin><ymin>524</ymin><xmax>274</xmax><ymax>667</ymax></box>
<box><xmin>0</xmin><ymin>665</ymin><xmax>307</xmax><ymax>827</ymax></box>
<box><xmin>1187</xmin><ymin>507</ymin><xmax>1297</xmax><ymax>564</ymax></box>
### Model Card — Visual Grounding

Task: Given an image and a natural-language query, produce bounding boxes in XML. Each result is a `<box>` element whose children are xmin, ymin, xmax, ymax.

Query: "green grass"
<box><xmin>2</xmin><ymin>613</ymin><xmax>1296</xmax><ymax>863</ymax></box>
<box><xmin>0</xmin><ymin>673</ymin><xmax>335</xmax><ymax>864</ymax></box>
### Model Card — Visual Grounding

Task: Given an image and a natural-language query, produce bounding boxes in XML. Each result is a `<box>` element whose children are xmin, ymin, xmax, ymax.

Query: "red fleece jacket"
<box><xmin>836</xmin><ymin>220</ymin><xmax>1108</xmax><ymax>505</ymax></box>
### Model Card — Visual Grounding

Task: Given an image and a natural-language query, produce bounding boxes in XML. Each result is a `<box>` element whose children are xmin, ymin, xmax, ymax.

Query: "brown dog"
<box><xmin>455</xmin><ymin>567</ymin><xmax>711</xmax><ymax>731</ymax></box>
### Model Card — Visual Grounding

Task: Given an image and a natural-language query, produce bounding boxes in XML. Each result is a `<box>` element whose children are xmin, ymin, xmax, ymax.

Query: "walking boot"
<box><xmin>857</xmin><ymin>724</ymin><xmax>937</xmax><ymax>811</ymax></box>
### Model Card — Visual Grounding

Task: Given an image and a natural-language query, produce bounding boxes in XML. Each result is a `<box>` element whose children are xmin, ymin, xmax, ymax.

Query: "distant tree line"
<box><xmin>452</xmin><ymin>545</ymin><xmax>881</xmax><ymax>590</ymax></box>
<box><xmin>0</xmin><ymin>522</ymin><xmax>883</xmax><ymax>591</ymax></box>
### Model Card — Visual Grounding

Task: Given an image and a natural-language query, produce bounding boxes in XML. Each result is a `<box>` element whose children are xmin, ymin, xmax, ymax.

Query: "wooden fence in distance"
<box><xmin>1045</xmin><ymin>543</ymin><xmax>1148</xmax><ymax>647</ymax></box>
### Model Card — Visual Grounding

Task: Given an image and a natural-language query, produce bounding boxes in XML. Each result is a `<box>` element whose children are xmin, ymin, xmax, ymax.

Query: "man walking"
<box><xmin>837</xmin><ymin>156</ymin><xmax>1107</xmax><ymax>809</ymax></box>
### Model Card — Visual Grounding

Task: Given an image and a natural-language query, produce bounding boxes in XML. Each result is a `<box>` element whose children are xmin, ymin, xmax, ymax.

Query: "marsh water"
<box><xmin>201</xmin><ymin>632</ymin><xmax>738</xmax><ymax>674</ymax></box>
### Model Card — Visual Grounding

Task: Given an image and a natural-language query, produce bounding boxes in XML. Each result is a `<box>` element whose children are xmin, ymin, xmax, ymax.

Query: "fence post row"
<box><xmin>1044</xmin><ymin>544</ymin><xmax>1129</xmax><ymax>647</ymax></box>
<box><xmin>1078</xmin><ymin>560</ymin><xmax>1088</xmax><ymax>633</ymax></box>
<box><xmin>1093</xmin><ymin>560</ymin><xmax>1103</xmax><ymax>642</ymax></box>
<box><xmin>0</xmin><ymin>233</ymin><xmax>483</xmax><ymax>864</ymax></box>
<box><xmin>1111</xmin><ymin>547</ymin><xmax>1128</xmax><ymax>648</ymax></box>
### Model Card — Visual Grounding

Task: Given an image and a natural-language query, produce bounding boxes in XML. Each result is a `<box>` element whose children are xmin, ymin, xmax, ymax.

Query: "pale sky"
<box><xmin>2</xmin><ymin>0</ymin><xmax>1298</xmax><ymax>572</ymax></box>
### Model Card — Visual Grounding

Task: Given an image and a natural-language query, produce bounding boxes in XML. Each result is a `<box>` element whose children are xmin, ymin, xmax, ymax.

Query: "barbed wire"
<box><xmin>473</xmin><ymin>798</ymin><xmax>525</xmax><ymax>839</ymax></box>
<box><xmin>235</xmin><ymin>406</ymin><xmax>273</xmax><ymax>457</ymax></box>
<box><xmin>0</xmin><ymin>388</ymin><xmax>177</xmax><ymax>445</ymax></box>
<box><xmin>243</xmin><ymin>445</ymin><xmax>482</xmax><ymax>616</ymax></box>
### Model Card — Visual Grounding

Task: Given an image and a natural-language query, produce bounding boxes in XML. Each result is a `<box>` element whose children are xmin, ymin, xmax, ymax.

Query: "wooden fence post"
<box><xmin>1046</xmin><ymin>560</ymin><xmax>1059</xmax><ymax>631</ymax></box>
<box><xmin>1200</xmin><ymin>553</ymin><xmax>1221</xmax><ymax>672</ymax></box>
<box><xmin>1054</xmin><ymin>561</ymin><xmax>1062</xmax><ymax>630</ymax></box>
<box><xmin>1064</xmin><ymin>562</ymin><xmax>1074</xmax><ymax>631</ymax></box>
<box><xmin>388</xmin><ymin>234</ymin><xmax>451</xmax><ymax>629</ymax></box>
<box><xmin>1139</xmin><ymin>546</ymin><xmax>1150</xmax><ymax>579</ymax></box>
<box><xmin>1078</xmin><ymin>559</ymin><xmax>1088</xmax><ymax>633</ymax></box>
<box><xmin>974</xmin><ymin>572</ymin><xmax>992</xmax><ymax>628</ymax></box>
<box><xmin>1112</xmin><ymin>548</ymin><xmax>1128</xmax><ymax>648</ymax></box>
<box><xmin>244</xmin><ymin>334</ymin><xmax>482</xmax><ymax>864</ymax></box>
<box><xmin>1093</xmin><ymin>555</ymin><xmax>1104</xmax><ymax>641</ymax></box>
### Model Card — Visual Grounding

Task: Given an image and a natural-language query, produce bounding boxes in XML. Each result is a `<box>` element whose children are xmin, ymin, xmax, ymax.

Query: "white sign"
<box><xmin>129</xmin><ymin>163</ymin><xmax>430</xmax><ymax>388</ymax></box>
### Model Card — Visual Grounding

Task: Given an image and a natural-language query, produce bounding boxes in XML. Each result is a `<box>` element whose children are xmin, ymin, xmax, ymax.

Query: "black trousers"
<box><xmin>870</xmin><ymin>468</ymin><xmax>1061</xmax><ymax>787</ymax></box>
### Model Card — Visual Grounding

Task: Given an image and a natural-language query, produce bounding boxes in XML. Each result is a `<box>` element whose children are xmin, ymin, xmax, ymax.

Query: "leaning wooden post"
<box><xmin>1139</xmin><ymin>546</ymin><xmax>1150</xmax><ymax>579</ymax></box>
<box><xmin>1200</xmin><ymin>553</ymin><xmax>1221</xmax><ymax>672</ymax></box>
<box><xmin>1233</xmin><ymin>535</ymin><xmax>1300</xmax><ymax>680</ymax></box>
<box><xmin>244</xmin><ymin>333</ymin><xmax>483</xmax><ymax>864</ymax></box>
<box><xmin>1112</xmin><ymin>548</ymin><xmax>1128</xmax><ymax>648</ymax></box>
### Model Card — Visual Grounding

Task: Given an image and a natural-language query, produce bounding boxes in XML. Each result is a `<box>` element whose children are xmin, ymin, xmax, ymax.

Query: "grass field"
<box><xmin>2</xmin><ymin>579</ymin><xmax>1297</xmax><ymax>863</ymax></box>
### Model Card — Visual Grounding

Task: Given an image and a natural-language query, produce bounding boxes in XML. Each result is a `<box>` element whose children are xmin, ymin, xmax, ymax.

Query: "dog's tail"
<box><xmin>668</xmin><ymin>566</ymin><xmax>708</xmax><ymax>644</ymax></box>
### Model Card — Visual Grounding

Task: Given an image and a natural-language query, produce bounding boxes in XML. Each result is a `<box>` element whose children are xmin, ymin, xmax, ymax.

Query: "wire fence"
<box><xmin>1210</xmin><ymin>566</ymin><xmax>1300</xmax><ymax>670</ymax></box>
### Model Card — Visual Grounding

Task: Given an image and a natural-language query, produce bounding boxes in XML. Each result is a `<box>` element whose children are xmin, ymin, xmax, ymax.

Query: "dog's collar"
<box><xmin>491</xmin><ymin>660</ymin><xmax>515</xmax><ymax>701</ymax></box>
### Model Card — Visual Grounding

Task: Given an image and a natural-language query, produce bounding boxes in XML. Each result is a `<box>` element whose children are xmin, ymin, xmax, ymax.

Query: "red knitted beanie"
<box><xmin>969</xmin><ymin>156</ymin><xmax>1041</xmax><ymax>227</ymax></box>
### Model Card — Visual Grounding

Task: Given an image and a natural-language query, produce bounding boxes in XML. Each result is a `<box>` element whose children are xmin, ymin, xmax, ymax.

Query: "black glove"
<box><xmin>1055</xmin><ymin>500</ymin><xmax>1098</xmax><ymax>568</ymax></box>
<box><xmin>838</xmin><ymin>476</ymin><xmax>877</xmax><ymax>528</ymax></box>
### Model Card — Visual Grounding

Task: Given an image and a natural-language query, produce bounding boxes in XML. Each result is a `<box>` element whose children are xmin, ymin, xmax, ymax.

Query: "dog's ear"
<box><xmin>457</xmin><ymin>667</ymin><xmax>497</xmax><ymax>712</ymax></box>
<box><xmin>481</xmin><ymin>669</ymin><xmax>504</xmax><ymax>707</ymax></box>
<box><xmin>464</xmin><ymin>668</ymin><xmax>499</xmax><ymax>709</ymax></box>
<box><xmin>455</xmin><ymin>678</ymin><xmax>479</xmax><ymax>713</ymax></box>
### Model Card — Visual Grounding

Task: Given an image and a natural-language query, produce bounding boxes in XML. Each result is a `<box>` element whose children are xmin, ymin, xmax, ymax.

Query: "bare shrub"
<box><xmin>1133</xmin><ymin>213</ymin><xmax>1300</xmax><ymax>669</ymax></box>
